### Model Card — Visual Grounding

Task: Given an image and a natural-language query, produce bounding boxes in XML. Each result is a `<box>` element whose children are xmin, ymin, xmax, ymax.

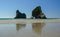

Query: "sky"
<box><xmin>0</xmin><ymin>0</ymin><xmax>60</xmax><ymax>18</ymax></box>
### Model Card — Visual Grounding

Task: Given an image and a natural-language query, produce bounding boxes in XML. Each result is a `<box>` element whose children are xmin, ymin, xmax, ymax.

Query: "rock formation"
<box><xmin>15</xmin><ymin>10</ymin><xmax>26</xmax><ymax>18</ymax></box>
<box><xmin>32</xmin><ymin>6</ymin><xmax>47</xmax><ymax>19</ymax></box>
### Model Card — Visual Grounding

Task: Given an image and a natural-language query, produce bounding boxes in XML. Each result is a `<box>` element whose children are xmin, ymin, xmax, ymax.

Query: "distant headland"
<box><xmin>14</xmin><ymin>6</ymin><xmax>47</xmax><ymax>19</ymax></box>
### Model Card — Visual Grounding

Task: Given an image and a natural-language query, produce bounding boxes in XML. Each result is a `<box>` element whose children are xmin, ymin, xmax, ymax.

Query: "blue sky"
<box><xmin>0</xmin><ymin>0</ymin><xmax>60</xmax><ymax>18</ymax></box>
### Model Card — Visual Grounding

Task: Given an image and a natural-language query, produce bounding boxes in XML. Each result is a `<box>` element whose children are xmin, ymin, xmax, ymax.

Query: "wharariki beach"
<box><xmin>0</xmin><ymin>18</ymin><xmax>60</xmax><ymax>24</ymax></box>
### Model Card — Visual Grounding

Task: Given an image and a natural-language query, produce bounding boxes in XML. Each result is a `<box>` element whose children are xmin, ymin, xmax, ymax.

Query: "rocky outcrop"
<box><xmin>15</xmin><ymin>10</ymin><xmax>26</xmax><ymax>18</ymax></box>
<box><xmin>32</xmin><ymin>6</ymin><xmax>47</xmax><ymax>19</ymax></box>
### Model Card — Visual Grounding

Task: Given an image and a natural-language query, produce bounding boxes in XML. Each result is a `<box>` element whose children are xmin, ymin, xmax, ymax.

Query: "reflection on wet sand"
<box><xmin>32</xmin><ymin>23</ymin><xmax>45</xmax><ymax>34</ymax></box>
<box><xmin>0</xmin><ymin>23</ymin><xmax>60</xmax><ymax>37</ymax></box>
<box><xmin>16</xmin><ymin>24</ymin><xmax>26</xmax><ymax>31</ymax></box>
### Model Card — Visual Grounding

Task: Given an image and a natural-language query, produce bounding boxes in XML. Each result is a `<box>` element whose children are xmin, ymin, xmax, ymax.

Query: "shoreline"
<box><xmin>0</xmin><ymin>19</ymin><xmax>60</xmax><ymax>24</ymax></box>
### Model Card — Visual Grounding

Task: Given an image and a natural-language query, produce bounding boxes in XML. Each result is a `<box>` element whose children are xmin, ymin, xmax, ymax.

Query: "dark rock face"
<box><xmin>38</xmin><ymin>13</ymin><xmax>47</xmax><ymax>19</ymax></box>
<box><xmin>15</xmin><ymin>10</ymin><xmax>26</xmax><ymax>18</ymax></box>
<box><xmin>32</xmin><ymin>6</ymin><xmax>47</xmax><ymax>19</ymax></box>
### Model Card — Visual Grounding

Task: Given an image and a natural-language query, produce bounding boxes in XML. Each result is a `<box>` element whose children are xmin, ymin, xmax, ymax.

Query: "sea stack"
<box><xmin>15</xmin><ymin>10</ymin><xmax>26</xmax><ymax>19</ymax></box>
<box><xmin>32</xmin><ymin>6</ymin><xmax>47</xmax><ymax>19</ymax></box>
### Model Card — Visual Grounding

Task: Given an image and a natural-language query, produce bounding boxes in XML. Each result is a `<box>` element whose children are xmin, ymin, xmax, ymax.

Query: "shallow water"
<box><xmin>0</xmin><ymin>23</ymin><xmax>60</xmax><ymax>37</ymax></box>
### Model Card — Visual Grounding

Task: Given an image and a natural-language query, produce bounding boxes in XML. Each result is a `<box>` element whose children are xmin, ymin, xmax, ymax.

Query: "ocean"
<box><xmin>0</xmin><ymin>18</ymin><xmax>60</xmax><ymax>20</ymax></box>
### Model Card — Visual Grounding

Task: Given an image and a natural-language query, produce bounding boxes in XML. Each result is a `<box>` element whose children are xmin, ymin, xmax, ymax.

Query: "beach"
<box><xmin>0</xmin><ymin>19</ymin><xmax>60</xmax><ymax>37</ymax></box>
<box><xmin>0</xmin><ymin>22</ymin><xmax>60</xmax><ymax>37</ymax></box>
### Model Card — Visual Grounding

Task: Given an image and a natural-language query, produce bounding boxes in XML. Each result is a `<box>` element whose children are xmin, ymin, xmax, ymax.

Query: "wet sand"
<box><xmin>0</xmin><ymin>23</ymin><xmax>60</xmax><ymax>37</ymax></box>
